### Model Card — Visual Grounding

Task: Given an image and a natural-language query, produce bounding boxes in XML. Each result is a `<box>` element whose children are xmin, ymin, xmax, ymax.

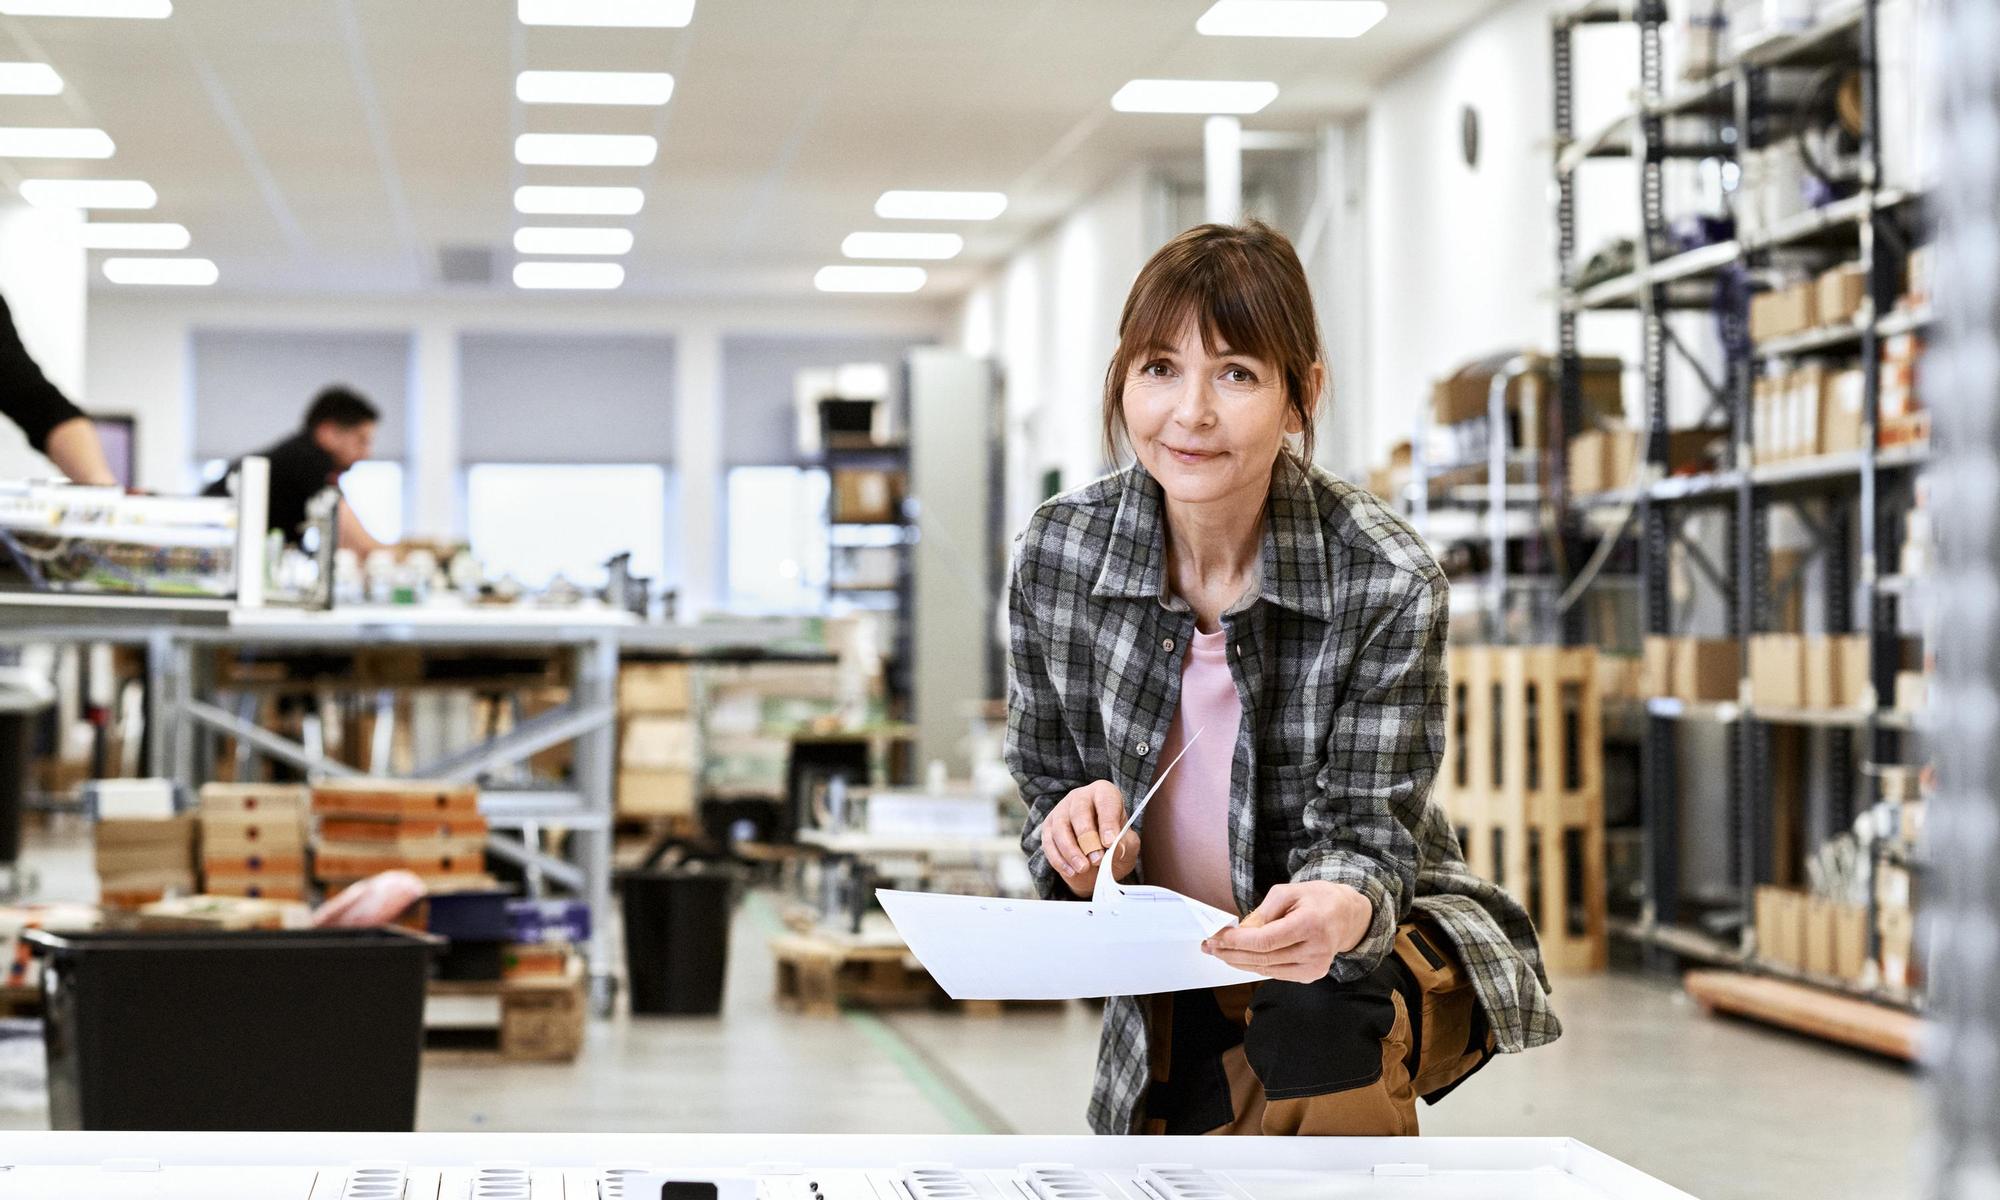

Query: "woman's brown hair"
<box><xmin>1102</xmin><ymin>219</ymin><xmax>1327</xmax><ymax>464</ymax></box>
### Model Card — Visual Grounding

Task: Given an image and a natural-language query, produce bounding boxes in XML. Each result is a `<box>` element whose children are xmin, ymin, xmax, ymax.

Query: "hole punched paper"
<box><xmin>877</xmin><ymin>728</ymin><xmax>1263</xmax><ymax>1000</ymax></box>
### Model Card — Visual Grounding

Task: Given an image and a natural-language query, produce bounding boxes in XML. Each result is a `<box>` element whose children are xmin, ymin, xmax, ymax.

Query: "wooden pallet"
<box><xmin>1684</xmin><ymin>969</ymin><xmax>1918</xmax><ymax>1061</ymax></box>
<box><xmin>423</xmin><ymin>960</ymin><xmax>586</xmax><ymax>1062</ymax></box>
<box><xmin>771</xmin><ymin>932</ymin><xmax>938</xmax><ymax>1016</ymax></box>
<box><xmin>1437</xmin><ymin>645</ymin><xmax>1609</xmax><ymax>974</ymax></box>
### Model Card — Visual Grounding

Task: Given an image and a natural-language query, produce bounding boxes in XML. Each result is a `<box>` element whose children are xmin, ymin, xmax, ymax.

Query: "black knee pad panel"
<box><xmin>1244</xmin><ymin>967</ymin><xmax>1400</xmax><ymax>1100</ymax></box>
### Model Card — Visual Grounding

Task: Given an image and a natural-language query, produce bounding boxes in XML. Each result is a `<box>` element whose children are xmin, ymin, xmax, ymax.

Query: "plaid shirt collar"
<box><xmin>1089</xmin><ymin>449</ymin><xmax>1337</xmax><ymax>622</ymax></box>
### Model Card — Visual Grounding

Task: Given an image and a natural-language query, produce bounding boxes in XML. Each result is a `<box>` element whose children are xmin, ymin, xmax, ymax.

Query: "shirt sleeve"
<box><xmin>1289</xmin><ymin>569</ymin><xmax>1448</xmax><ymax>980</ymax></box>
<box><xmin>0</xmin><ymin>293</ymin><xmax>87</xmax><ymax>454</ymax></box>
<box><xmin>1005</xmin><ymin>530</ymin><xmax>1091</xmax><ymax>902</ymax></box>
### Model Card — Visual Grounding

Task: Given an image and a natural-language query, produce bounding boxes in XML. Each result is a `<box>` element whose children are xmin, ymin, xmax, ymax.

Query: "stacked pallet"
<box><xmin>1436</xmin><ymin>645</ymin><xmax>1609</xmax><ymax>974</ymax></box>
<box><xmin>618</xmin><ymin>662</ymin><xmax>696</xmax><ymax>818</ymax></box>
<box><xmin>197</xmin><ymin>783</ymin><xmax>309</xmax><ymax>901</ymax></box>
<box><xmin>310</xmin><ymin>779</ymin><xmax>493</xmax><ymax>894</ymax></box>
<box><xmin>96</xmin><ymin>817</ymin><xmax>196</xmax><ymax>909</ymax></box>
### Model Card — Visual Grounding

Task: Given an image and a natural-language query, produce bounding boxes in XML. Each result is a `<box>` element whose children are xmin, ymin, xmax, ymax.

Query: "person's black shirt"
<box><xmin>0</xmin><ymin>291</ymin><xmax>87</xmax><ymax>453</ymax></box>
<box><xmin>202</xmin><ymin>430</ymin><xmax>340</xmax><ymax>543</ymax></box>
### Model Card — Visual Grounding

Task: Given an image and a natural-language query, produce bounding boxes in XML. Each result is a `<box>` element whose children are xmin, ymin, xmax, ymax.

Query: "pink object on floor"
<box><xmin>312</xmin><ymin>869</ymin><xmax>427</xmax><ymax>928</ymax></box>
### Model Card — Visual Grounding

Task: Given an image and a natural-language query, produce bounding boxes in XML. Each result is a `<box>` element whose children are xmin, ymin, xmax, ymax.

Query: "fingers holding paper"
<box><xmin>1201</xmin><ymin>881</ymin><xmax>1374</xmax><ymax>984</ymax></box>
<box><xmin>1041</xmin><ymin>780</ymin><xmax>1140</xmax><ymax>898</ymax></box>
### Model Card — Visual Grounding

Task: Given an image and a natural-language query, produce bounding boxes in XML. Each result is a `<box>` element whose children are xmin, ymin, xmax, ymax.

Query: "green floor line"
<box><xmin>841</xmin><ymin>1007</ymin><xmax>1011</xmax><ymax>1135</ymax></box>
<box><xmin>742</xmin><ymin>890</ymin><xmax>1011</xmax><ymax>1134</ymax></box>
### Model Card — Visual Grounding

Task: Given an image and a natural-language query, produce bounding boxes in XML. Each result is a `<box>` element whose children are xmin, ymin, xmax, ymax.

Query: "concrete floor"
<box><xmin>0</xmin><ymin>821</ymin><xmax>1919</xmax><ymax>1199</ymax></box>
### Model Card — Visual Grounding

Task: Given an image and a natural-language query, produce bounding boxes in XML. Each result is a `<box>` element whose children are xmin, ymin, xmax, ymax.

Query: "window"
<box><xmin>197</xmin><ymin>457</ymin><xmax>405</xmax><ymax>545</ymax></box>
<box><xmin>339</xmin><ymin>461</ymin><xmax>405</xmax><ymax>545</ymax></box>
<box><xmin>467</xmin><ymin>464</ymin><xmax>668</xmax><ymax>589</ymax></box>
<box><xmin>727</xmin><ymin>466</ymin><xmax>830</xmax><ymax>613</ymax></box>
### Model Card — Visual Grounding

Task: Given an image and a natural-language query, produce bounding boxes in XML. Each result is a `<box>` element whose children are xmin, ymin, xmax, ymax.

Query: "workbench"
<box><xmin>0</xmin><ymin>597</ymin><xmax>832</xmax><ymax>1012</ymax></box>
<box><xmin>0</xmin><ymin>1130</ymin><xmax>1701</xmax><ymax>1198</ymax></box>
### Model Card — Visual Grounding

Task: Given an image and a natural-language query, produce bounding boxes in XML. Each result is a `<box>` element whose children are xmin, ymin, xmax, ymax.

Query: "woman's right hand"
<box><xmin>1041</xmin><ymin>780</ymin><xmax>1140</xmax><ymax>898</ymax></box>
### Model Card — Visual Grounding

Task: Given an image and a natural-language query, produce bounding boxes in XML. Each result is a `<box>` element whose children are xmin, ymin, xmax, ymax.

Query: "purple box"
<box><xmin>506</xmin><ymin>898</ymin><xmax>590</xmax><ymax>945</ymax></box>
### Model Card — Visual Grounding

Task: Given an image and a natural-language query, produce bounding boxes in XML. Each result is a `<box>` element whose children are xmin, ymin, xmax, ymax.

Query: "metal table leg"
<box><xmin>573</xmin><ymin>633</ymin><xmax>620</xmax><ymax>1015</ymax></box>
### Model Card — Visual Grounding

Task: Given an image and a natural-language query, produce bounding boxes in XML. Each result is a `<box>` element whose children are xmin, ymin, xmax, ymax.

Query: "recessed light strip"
<box><xmin>1195</xmin><ymin>0</ymin><xmax>1387</xmax><ymax>38</ymax></box>
<box><xmin>18</xmin><ymin>179</ymin><xmax>157</xmax><ymax>209</ymax></box>
<box><xmin>101</xmin><ymin>257</ymin><xmax>216</xmax><ymax>286</ymax></box>
<box><xmin>0</xmin><ymin>63</ymin><xmax>63</xmax><ymax>95</ymax></box>
<box><xmin>873</xmin><ymin>190</ymin><xmax>1007</xmax><ymax>221</ymax></box>
<box><xmin>514</xmin><ymin>261</ymin><xmax>625</xmax><ymax>290</ymax></box>
<box><xmin>517</xmin><ymin>0</ymin><xmax>692</xmax><ymax>27</ymax></box>
<box><xmin>516</xmin><ymin>70</ymin><xmax>675</xmax><ymax>106</ymax></box>
<box><xmin>514</xmin><ymin>227</ymin><xmax>634</xmax><ymax>256</ymax></box>
<box><xmin>841</xmin><ymin>232</ymin><xmax>964</xmax><ymax>261</ymax></box>
<box><xmin>0</xmin><ymin>126</ymin><xmax>115</xmax><ymax>158</ymax></box>
<box><xmin>514</xmin><ymin>132</ymin><xmax>657</xmax><ymax>167</ymax></box>
<box><xmin>815</xmin><ymin>266</ymin><xmax>927</xmax><ymax>294</ymax></box>
<box><xmin>513</xmin><ymin>186</ymin><xmax>645</xmax><ymax>216</ymax></box>
<box><xmin>1111</xmin><ymin>79</ymin><xmax>1279</xmax><ymax>114</ymax></box>
<box><xmin>0</xmin><ymin>0</ymin><xmax>171</xmax><ymax>15</ymax></box>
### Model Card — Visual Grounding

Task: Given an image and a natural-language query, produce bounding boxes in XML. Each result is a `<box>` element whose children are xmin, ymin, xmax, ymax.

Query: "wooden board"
<box><xmin>1683</xmin><ymin>969</ymin><xmax>1919</xmax><ymax>1061</ymax></box>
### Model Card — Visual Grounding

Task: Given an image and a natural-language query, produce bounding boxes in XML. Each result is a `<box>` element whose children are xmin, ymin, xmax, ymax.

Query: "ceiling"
<box><xmin>0</xmin><ymin>0</ymin><xmax>1503</xmax><ymax>301</ymax></box>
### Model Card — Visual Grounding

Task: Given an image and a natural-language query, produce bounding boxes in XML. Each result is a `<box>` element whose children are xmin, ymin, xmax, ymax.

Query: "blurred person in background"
<box><xmin>206</xmin><ymin>384</ymin><xmax>387</xmax><ymax>555</ymax></box>
<box><xmin>0</xmin><ymin>290</ymin><xmax>117</xmax><ymax>487</ymax></box>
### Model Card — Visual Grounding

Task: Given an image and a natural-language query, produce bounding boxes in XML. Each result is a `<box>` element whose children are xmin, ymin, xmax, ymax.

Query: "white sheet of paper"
<box><xmin>875</xmin><ymin>885</ymin><xmax>1261</xmax><ymax>999</ymax></box>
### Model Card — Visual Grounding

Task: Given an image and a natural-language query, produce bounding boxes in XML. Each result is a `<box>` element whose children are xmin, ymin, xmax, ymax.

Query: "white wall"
<box><xmin>0</xmin><ymin>201</ymin><xmax>87</xmax><ymax>479</ymax></box>
<box><xmin>86</xmin><ymin>292</ymin><xmax>947</xmax><ymax>614</ymax></box>
<box><xmin>955</xmin><ymin>164</ymin><xmax>1161</xmax><ymax>539</ymax></box>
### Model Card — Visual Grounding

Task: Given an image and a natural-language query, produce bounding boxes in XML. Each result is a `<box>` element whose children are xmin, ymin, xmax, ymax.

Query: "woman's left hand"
<box><xmin>1201</xmin><ymin>881</ymin><xmax>1373</xmax><ymax>983</ymax></box>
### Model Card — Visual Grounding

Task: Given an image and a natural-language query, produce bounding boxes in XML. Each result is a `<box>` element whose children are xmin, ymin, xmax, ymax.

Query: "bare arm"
<box><xmin>337</xmin><ymin>497</ymin><xmax>386</xmax><ymax>556</ymax></box>
<box><xmin>43</xmin><ymin>417</ymin><xmax>117</xmax><ymax>486</ymax></box>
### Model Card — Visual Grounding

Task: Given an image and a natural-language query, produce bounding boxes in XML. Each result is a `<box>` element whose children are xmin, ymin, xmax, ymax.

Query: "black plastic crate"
<box><xmin>27</xmin><ymin>926</ymin><xmax>439</xmax><ymax>1131</ymax></box>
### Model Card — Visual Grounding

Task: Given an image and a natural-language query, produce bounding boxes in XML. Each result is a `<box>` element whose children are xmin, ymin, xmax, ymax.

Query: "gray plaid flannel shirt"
<box><xmin>1006</xmin><ymin>451</ymin><xmax>1562</xmax><ymax>1134</ymax></box>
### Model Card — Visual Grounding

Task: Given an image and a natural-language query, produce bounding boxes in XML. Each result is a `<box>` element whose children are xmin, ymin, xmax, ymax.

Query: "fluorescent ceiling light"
<box><xmin>101</xmin><ymin>257</ymin><xmax>216</xmax><ymax>286</ymax></box>
<box><xmin>0</xmin><ymin>127</ymin><xmax>115</xmax><ymax>158</ymax></box>
<box><xmin>514</xmin><ymin>132</ymin><xmax>657</xmax><ymax>167</ymax></box>
<box><xmin>19</xmin><ymin>178</ymin><xmax>156</xmax><ymax>209</ymax></box>
<box><xmin>513</xmin><ymin>226</ymin><xmax>634</xmax><ymax>255</ymax></box>
<box><xmin>0</xmin><ymin>0</ymin><xmax>170</xmax><ymax>14</ymax></box>
<box><xmin>79</xmin><ymin>221</ymin><xmax>190</xmax><ymax>250</ymax></box>
<box><xmin>1111</xmin><ymin>79</ymin><xmax>1279</xmax><ymax>114</ymax></box>
<box><xmin>518</xmin><ymin>0</ymin><xmax>692</xmax><ymax>27</ymax></box>
<box><xmin>1196</xmin><ymin>0</ymin><xmax>1387</xmax><ymax>38</ymax></box>
<box><xmin>0</xmin><ymin>64</ymin><xmax>63</xmax><ymax>95</ymax></box>
<box><xmin>513</xmin><ymin>261</ymin><xmax>625</xmax><ymax>290</ymax></box>
<box><xmin>841</xmin><ymin>231</ymin><xmax>963</xmax><ymax>261</ymax></box>
<box><xmin>814</xmin><ymin>265</ymin><xmax>927</xmax><ymax>294</ymax></box>
<box><xmin>872</xmin><ymin>190</ymin><xmax>1006</xmax><ymax>221</ymax></box>
<box><xmin>516</xmin><ymin>70</ymin><xmax>674</xmax><ymax>106</ymax></box>
<box><xmin>513</xmin><ymin>185</ymin><xmax>645</xmax><ymax>216</ymax></box>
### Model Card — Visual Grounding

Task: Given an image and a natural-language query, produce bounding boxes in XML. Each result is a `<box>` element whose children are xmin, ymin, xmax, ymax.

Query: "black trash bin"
<box><xmin>621</xmin><ymin>866</ymin><xmax>736</xmax><ymax>1015</ymax></box>
<box><xmin>27</xmin><ymin>926</ymin><xmax>439</xmax><ymax>1131</ymax></box>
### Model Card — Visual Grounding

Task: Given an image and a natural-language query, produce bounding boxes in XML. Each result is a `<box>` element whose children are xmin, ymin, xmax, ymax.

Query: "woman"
<box><xmin>1007</xmin><ymin>221</ymin><xmax>1560</xmax><ymax>1137</ymax></box>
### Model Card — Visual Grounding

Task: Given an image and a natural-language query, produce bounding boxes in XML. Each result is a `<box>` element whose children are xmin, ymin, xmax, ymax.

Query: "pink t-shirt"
<box><xmin>1142</xmin><ymin>625</ymin><xmax>1241</xmax><ymax>915</ymax></box>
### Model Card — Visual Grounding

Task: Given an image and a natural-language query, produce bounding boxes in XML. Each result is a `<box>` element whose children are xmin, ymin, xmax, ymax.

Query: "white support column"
<box><xmin>675</xmin><ymin>325</ymin><xmax>724</xmax><ymax>617</ymax></box>
<box><xmin>409</xmin><ymin>320</ymin><xmax>461</xmax><ymax>537</ymax></box>
<box><xmin>1204</xmin><ymin>115</ymin><xmax>1244</xmax><ymax>226</ymax></box>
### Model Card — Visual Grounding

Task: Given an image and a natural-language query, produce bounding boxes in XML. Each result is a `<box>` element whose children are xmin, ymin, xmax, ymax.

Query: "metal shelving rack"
<box><xmin>1552</xmin><ymin>0</ymin><xmax>1928</xmax><ymax>1004</ymax></box>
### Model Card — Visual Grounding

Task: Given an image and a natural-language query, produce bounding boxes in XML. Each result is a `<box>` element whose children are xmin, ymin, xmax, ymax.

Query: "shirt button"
<box><xmin>1136</xmin><ymin>742</ymin><xmax>1150</xmax><ymax>756</ymax></box>
<box><xmin>1162</xmin><ymin>637</ymin><xmax>1175</xmax><ymax>652</ymax></box>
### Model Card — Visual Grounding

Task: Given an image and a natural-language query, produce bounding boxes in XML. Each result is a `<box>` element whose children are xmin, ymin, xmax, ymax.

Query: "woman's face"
<box><xmin>1122</xmin><ymin>317</ymin><xmax>1308</xmax><ymax>506</ymax></box>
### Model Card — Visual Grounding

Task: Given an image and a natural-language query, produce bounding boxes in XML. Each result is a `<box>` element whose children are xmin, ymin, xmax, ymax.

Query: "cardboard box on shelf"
<box><xmin>1642</xmin><ymin>637</ymin><xmax>1674</xmax><ymax>700</ymax></box>
<box><xmin>1803</xmin><ymin>635</ymin><xmax>1838</xmax><ymax>709</ymax></box>
<box><xmin>1788</xmin><ymin>365</ymin><xmax>1827</xmax><ymax>460</ymax></box>
<box><xmin>1750</xmin><ymin>281</ymin><xmax>1818</xmax><ymax>343</ymax></box>
<box><xmin>1755</xmin><ymin>886</ymin><xmax>1805</xmax><ymax>969</ymax></box>
<box><xmin>197</xmin><ymin>783</ymin><xmax>308</xmax><ymax>815</ymax></box>
<box><xmin>1431</xmin><ymin>354</ymin><xmax>1623</xmax><ymax>429</ymax></box>
<box><xmin>1880</xmin><ymin>332</ymin><xmax>1923</xmax><ymax>420</ymax></box>
<box><xmin>619</xmin><ymin>716</ymin><xmax>696</xmax><ymax>771</ymax></box>
<box><xmin>1878</xmin><ymin>905</ymin><xmax>1917</xmax><ymax>991</ymax></box>
<box><xmin>1749</xmin><ymin>635</ymin><xmax>1805</xmax><ymax>709</ymax></box>
<box><xmin>1672</xmin><ymin>638</ymin><xmax>1739</xmax><ymax>703</ymax></box>
<box><xmin>1752</xmin><ymin>376</ymin><xmax>1777</xmax><ymax>464</ymax></box>
<box><xmin>1567</xmin><ymin>430</ymin><xmax>1629</xmax><ymax>497</ymax></box>
<box><xmin>1836</xmin><ymin>633</ymin><xmax>1873</xmax><ymax>708</ymax></box>
<box><xmin>1820</xmin><ymin>369</ymin><xmax>1867</xmax><ymax>455</ymax></box>
<box><xmin>1880</xmin><ymin>410</ymin><xmax>1931</xmax><ymax>451</ymax></box>
<box><xmin>200</xmin><ymin>810</ymin><xmax>307</xmax><ymax>853</ymax></box>
<box><xmin>1595</xmin><ymin>655</ymin><xmax>1644</xmax><ymax>703</ymax></box>
<box><xmin>1815</xmin><ymin>263</ymin><xmax>1868</xmax><ymax>328</ymax></box>
<box><xmin>1802</xmin><ymin>898</ymin><xmax>1837</xmax><ymax>977</ymax></box>
<box><xmin>618</xmin><ymin>768</ymin><xmax>696</xmax><ymax>818</ymax></box>
<box><xmin>311</xmin><ymin>780</ymin><xmax>479</xmax><ymax>819</ymax></box>
<box><xmin>618</xmin><ymin>663</ymin><xmax>693</xmax><ymax>714</ymax></box>
<box><xmin>1895</xmin><ymin>670</ymin><xmax>1929</xmax><ymax>714</ymax></box>
<box><xmin>831</xmin><ymin>468</ymin><xmax>905</xmax><ymax>525</ymax></box>
<box><xmin>1833</xmin><ymin>904</ymin><xmax>1869</xmax><ymax>982</ymax></box>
